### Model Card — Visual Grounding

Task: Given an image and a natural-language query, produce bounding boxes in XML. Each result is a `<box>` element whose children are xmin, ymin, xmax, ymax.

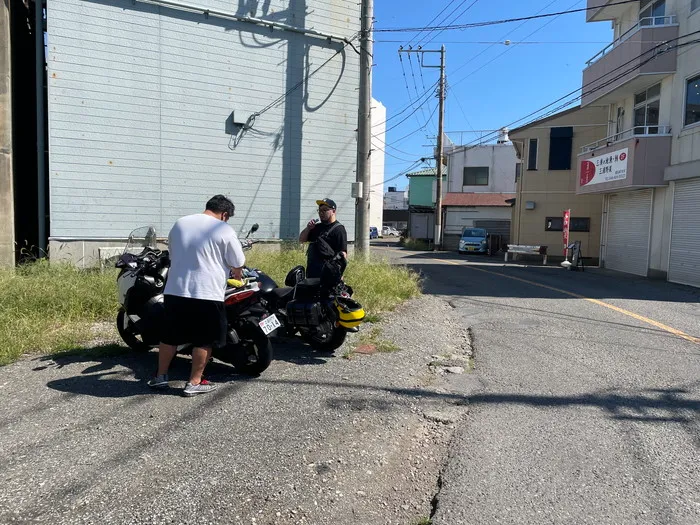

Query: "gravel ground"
<box><xmin>0</xmin><ymin>295</ymin><xmax>470</xmax><ymax>525</ymax></box>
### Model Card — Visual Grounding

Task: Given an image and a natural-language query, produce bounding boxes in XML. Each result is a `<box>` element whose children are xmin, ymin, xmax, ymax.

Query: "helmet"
<box><xmin>334</xmin><ymin>296</ymin><xmax>365</xmax><ymax>329</ymax></box>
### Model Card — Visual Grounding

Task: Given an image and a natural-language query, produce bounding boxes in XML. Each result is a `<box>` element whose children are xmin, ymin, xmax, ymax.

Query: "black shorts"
<box><xmin>161</xmin><ymin>295</ymin><xmax>227</xmax><ymax>349</ymax></box>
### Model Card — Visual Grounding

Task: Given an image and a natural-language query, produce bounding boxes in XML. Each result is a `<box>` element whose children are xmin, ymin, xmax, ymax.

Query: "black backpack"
<box><xmin>315</xmin><ymin>223</ymin><xmax>341</xmax><ymax>260</ymax></box>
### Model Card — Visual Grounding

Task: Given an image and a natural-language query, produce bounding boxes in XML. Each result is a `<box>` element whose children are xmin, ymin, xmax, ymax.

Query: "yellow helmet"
<box><xmin>334</xmin><ymin>297</ymin><xmax>365</xmax><ymax>329</ymax></box>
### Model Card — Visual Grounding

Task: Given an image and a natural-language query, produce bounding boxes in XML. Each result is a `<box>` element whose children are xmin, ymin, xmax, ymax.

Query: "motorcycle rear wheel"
<box><xmin>302</xmin><ymin>326</ymin><xmax>347</xmax><ymax>352</ymax></box>
<box><xmin>116</xmin><ymin>308</ymin><xmax>151</xmax><ymax>352</ymax></box>
<box><xmin>229</xmin><ymin>331</ymin><xmax>273</xmax><ymax>376</ymax></box>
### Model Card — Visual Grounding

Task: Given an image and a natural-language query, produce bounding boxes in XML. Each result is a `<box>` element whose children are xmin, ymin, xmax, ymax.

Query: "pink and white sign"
<box><xmin>580</xmin><ymin>148</ymin><xmax>628</xmax><ymax>187</ymax></box>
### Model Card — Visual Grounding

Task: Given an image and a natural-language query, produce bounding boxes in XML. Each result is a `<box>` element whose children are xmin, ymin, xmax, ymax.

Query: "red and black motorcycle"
<box><xmin>115</xmin><ymin>224</ymin><xmax>276</xmax><ymax>375</ymax></box>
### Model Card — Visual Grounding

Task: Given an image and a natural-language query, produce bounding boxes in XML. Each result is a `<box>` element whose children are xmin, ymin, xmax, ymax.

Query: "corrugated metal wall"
<box><xmin>47</xmin><ymin>0</ymin><xmax>360</xmax><ymax>240</ymax></box>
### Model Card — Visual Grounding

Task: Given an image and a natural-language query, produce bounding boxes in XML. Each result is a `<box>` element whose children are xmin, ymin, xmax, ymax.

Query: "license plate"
<box><xmin>259</xmin><ymin>314</ymin><xmax>281</xmax><ymax>335</ymax></box>
<box><xmin>468</xmin><ymin>246</ymin><xmax>476</xmax><ymax>251</ymax></box>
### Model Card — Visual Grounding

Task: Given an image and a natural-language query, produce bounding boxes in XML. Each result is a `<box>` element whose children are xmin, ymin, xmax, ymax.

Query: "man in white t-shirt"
<box><xmin>147</xmin><ymin>195</ymin><xmax>246</xmax><ymax>397</ymax></box>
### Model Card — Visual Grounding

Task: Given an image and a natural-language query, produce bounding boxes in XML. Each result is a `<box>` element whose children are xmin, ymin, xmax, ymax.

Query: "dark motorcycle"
<box><xmin>115</xmin><ymin>224</ymin><xmax>276</xmax><ymax>375</ymax></box>
<box><xmin>246</xmin><ymin>261</ymin><xmax>365</xmax><ymax>352</ymax></box>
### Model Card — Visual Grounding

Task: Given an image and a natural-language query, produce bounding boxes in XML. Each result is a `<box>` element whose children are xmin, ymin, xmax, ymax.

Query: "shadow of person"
<box><xmin>34</xmin><ymin>344</ymin><xmax>252</xmax><ymax>398</ymax></box>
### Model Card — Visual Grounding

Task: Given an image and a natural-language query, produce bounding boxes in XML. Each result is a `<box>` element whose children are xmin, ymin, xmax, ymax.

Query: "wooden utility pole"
<box><xmin>435</xmin><ymin>45</ymin><xmax>445</xmax><ymax>251</ymax></box>
<box><xmin>397</xmin><ymin>45</ymin><xmax>446</xmax><ymax>250</ymax></box>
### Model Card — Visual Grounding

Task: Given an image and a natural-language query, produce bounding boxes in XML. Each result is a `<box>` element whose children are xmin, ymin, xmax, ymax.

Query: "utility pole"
<box><xmin>354</xmin><ymin>0</ymin><xmax>373</xmax><ymax>260</ymax></box>
<box><xmin>397</xmin><ymin>45</ymin><xmax>446</xmax><ymax>250</ymax></box>
<box><xmin>435</xmin><ymin>45</ymin><xmax>445</xmax><ymax>251</ymax></box>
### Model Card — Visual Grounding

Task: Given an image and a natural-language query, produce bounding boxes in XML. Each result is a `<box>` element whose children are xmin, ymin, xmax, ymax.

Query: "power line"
<box><xmin>421</xmin><ymin>0</ymin><xmax>481</xmax><ymax>47</ymax></box>
<box><xmin>408</xmin><ymin>53</ymin><xmax>432</xmax><ymax>129</ymax></box>
<box><xmin>450</xmin><ymin>0</ymin><xmax>579</xmax><ymax>88</ymax></box>
<box><xmin>376</xmin><ymin>39</ymin><xmax>612</xmax><ymax>44</ymax></box>
<box><xmin>385</xmin><ymin>99</ymin><xmax>439</xmax><ymax>135</ymax></box>
<box><xmin>404</xmin><ymin>0</ymin><xmax>459</xmax><ymax>48</ymax></box>
<box><xmin>375</xmin><ymin>0</ymin><xmax>640</xmax><ymax>33</ymax></box>
<box><xmin>372</xmin><ymin>80</ymin><xmax>438</xmax><ymax>129</ymax></box>
<box><xmin>458</xmin><ymin>35</ymin><xmax>700</xmax><ymax>148</ymax></box>
<box><xmin>448</xmin><ymin>0</ymin><xmax>558</xmax><ymax>80</ymax></box>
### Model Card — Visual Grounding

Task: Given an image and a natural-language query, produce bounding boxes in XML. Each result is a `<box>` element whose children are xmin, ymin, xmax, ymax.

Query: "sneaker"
<box><xmin>182</xmin><ymin>379</ymin><xmax>217</xmax><ymax>397</ymax></box>
<box><xmin>147</xmin><ymin>374</ymin><xmax>169</xmax><ymax>389</ymax></box>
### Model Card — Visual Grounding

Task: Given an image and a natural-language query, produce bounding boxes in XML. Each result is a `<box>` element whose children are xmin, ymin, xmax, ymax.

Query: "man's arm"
<box><xmin>299</xmin><ymin>219</ymin><xmax>317</xmax><ymax>243</ymax></box>
<box><xmin>338</xmin><ymin>225</ymin><xmax>348</xmax><ymax>259</ymax></box>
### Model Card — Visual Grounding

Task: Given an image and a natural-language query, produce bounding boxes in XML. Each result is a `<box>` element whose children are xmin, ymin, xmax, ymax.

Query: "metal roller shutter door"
<box><xmin>669</xmin><ymin>178</ymin><xmax>700</xmax><ymax>287</ymax></box>
<box><xmin>605</xmin><ymin>190</ymin><xmax>652</xmax><ymax>276</ymax></box>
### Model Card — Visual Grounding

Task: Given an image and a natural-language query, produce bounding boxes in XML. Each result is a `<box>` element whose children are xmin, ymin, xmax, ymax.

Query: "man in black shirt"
<box><xmin>299</xmin><ymin>198</ymin><xmax>348</xmax><ymax>278</ymax></box>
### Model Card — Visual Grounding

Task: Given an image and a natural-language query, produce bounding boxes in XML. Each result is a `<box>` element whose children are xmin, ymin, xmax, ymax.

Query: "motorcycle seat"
<box><xmin>272</xmin><ymin>286</ymin><xmax>294</xmax><ymax>300</ymax></box>
<box><xmin>297</xmin><ymin>278</ymin><xmax>321</xmax><ymax>288</ymax></box>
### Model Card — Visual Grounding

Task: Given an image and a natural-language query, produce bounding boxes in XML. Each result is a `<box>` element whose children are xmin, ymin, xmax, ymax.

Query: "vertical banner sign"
<box><xmin>563</xmin><ymin>209</ymin><xmax>571</xmax><ymax>256</ymax></box>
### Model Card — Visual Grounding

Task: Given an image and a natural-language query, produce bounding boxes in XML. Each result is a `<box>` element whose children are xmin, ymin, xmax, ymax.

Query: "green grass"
<box><xmin>0</xmin><ymin>245</ymin><xmax>421</xmax><ymax>366</ymax></box>
<box><xmin>343</xmin><ymin>326</ymin><xmax>401</xmax><ymax>360</ymax></box>
<box><xmin>402</xmin><ymin>238</ymin><xmax>431</xmax><ymax>251</ymax></box>
<box><xmin>247</xmin><ymin>244</ymin><xmax>421</xmax><ymax>315</ymax></box>
<box><xmin>0</xmin><ymin>261</ymin><xmax>120</xmax><ymax>365</ymax></box>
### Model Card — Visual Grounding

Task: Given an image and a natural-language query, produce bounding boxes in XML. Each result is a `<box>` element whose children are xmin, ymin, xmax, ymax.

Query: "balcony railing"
<box><xmin>586</xmin><ymin>15</ymin><xmax>678</xmax><ymax>67</ymax></box>
<box><xmin>580</xmin><ymin>125</ymin><xmax>672</xmax><ymax>154</ymax></box>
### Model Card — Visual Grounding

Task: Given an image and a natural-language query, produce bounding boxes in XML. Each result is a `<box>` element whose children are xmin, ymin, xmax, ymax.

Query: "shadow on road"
<box><xmin>33</xmin><ymin>335</ymin><xmax>332</xmax><ymax>399</ymax></box>
<box><xmin>253</xmin><ymin>377</ymin><xmax>700</xmax><ymax>448</ymax></box>
<box><xmin>395</xmin><ymin>252</ymin><xmax>700</xmax><ymax>306</ymax></box>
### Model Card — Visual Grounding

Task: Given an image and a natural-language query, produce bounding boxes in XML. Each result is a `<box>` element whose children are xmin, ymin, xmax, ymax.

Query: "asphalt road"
<box><xmin>379</xmin><ymin>247</ymin><xmax>700</xmax><ymax>525</ymax></box>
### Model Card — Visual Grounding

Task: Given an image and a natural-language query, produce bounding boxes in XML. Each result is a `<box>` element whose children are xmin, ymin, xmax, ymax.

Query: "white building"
<box><xmin>44</xmin><ymin>0</ymin><xmax>361</xmax><ymax>264</ymax></box>
<box><xmin>442</xmin><ymin>141</ymin><xmax>518</xmax><ymax>250</ymax></box>
<box><xmin>370</xmin><ymin>98</ymin><xmax>386</xmax><ymax>232</ymax></box>
<box><xmin>577</xmin><ymin>0</ymin><xmax>700</xmax><ymax>287</ymax></box>
<box><xmin>383</xmin><ymin>188</ymin><xmax>409</xmax><ymax>210</ymax></box>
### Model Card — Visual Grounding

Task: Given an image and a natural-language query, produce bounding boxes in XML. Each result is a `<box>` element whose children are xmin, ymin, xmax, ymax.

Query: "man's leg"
<box><xmin>189</xmin><ymin>346</ymin><xmax>212</xmax><ymax>385</ymax></box>
<box><xmin>182</xmin><ymin>346</ymin><xmax>217</xmax><ymax>397</ymax></box>
<box><xmin>147</xmin><ymin>343</ymin><xmax>178</xmax><ymax>388</ymax></box>
<box><xmin>157</xmin><ymin>343</ymin><xmax>178</xmax><ymax>376</ymax></box>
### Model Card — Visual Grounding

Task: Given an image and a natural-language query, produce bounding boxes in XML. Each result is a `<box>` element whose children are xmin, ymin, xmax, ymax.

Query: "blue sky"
<box><xmin>372</xmin><ymin>0</ymin><xmax>614</xmax><ymax>190</ymax></box>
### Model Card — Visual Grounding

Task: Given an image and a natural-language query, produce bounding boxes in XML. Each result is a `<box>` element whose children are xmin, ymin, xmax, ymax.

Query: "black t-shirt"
<box><xmin>306</xmin><ymin>221</ymin><xmax>347</xmax><ymax>278</ymax></box>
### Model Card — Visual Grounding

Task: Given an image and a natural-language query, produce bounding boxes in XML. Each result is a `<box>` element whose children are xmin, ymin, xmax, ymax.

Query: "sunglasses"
<box><xmin>318</xmin><ymin>207</ymin><xmax>332</xmax><ymax>213</ymax></box>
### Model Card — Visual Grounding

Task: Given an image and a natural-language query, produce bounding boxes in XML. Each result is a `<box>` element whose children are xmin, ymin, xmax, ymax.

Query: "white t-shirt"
<box><xmin>164</xmin><ymin>213</ymin><xmax>246</xmax><ymax>302</ymax></box>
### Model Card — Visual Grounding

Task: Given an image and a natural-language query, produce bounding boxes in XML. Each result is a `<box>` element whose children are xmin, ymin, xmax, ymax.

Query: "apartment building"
<box><xmin>578</xmin><ymin>0</ymin><xmax>700</xmax><ymax>286</ymax></box>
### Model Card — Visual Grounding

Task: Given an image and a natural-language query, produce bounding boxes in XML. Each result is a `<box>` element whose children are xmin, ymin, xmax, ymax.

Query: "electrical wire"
<box><xmin>420</xmin><ymin>0</ymin><xmax>481</xmax><ymax>47</ymax></box>
<box><xmin>457</xmin><ymin>35</ymin><xmax>700</xmax><ymax>148</ymax></box>
<box><xmin>404</xmin><ymin>0</ymin><xmax>459</xmax><ymax>48</ymax></box>
<box><xmin>372</xmin><ymin>80</ymin><xmax>438</xmax><ymax>129</ymax></box>
<box><xmin>450</xmin><ymin>0</ymin><xmax>580</xmax><ymax>88</ymax></box>
<box><xmin>448</xmin><ymin>0</ymin><xmax>559</xmax><ymax>80</ymax></box>
<box><xmin>375</xmin><ymin>0</ymin><xmax>640</xmax><ymax>33</ymax></box>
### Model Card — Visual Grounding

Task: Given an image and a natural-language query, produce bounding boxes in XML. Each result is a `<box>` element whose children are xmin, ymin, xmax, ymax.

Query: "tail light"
<box><xmin>225</xmin><ymin>289</ymin><xmax>255</xmax><ymax>306</ymax></box>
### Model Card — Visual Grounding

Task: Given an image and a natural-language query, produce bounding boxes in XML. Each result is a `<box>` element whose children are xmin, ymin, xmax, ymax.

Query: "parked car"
<box><xmin>369</xmin><ymin>226</ymin><xmax>379</xmax><ymax>239</ymax></box>
<box><xmin>381</xmin><ymin>226</ymin><xmax>400</xmax><ymax>237</ymax></box>
<box><xmin>458</xmin><ymin>227</ymin><xmax>488</xmax><ymax>254</ymax></box>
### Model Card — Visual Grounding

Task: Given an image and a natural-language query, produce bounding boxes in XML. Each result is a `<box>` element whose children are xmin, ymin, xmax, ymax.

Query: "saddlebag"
<box><xmin>286</xmin><ymin>299</ymin><xmax>323</xmax><ymax>327</ymax></box>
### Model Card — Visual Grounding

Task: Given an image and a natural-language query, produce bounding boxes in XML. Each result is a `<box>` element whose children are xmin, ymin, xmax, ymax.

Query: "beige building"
<box><xmin>510</xmin><ymin>106</ymin><xmax>609</xmax><ymax>261</ymax></box>
<box><xmin>577</xmin><ymin>0</ymin><xmax>700</xmax><ymax>285</ymax></box>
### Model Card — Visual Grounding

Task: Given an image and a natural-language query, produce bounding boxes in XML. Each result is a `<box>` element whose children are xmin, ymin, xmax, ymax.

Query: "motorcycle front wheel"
<box><xmin>116</xmin><ymin>308</ymin><xmax>151</xmax><ymax>352</ymax></box>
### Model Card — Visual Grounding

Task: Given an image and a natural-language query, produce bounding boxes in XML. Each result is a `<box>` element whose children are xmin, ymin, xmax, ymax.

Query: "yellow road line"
<box><xmin>421</xmin><ymin>255</ymin><xmax>700</xmax><ymax>345</ymax></box>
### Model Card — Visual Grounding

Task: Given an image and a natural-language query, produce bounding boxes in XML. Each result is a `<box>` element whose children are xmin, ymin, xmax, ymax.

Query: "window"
<box><xmin>633</xmin><ymin>83</ymin><xmax>661</xmax><ymax>134</ymax></box>
<box><xmin>639</xmin><ymin>0</ymin><xmax>665</xmax><ymax>25</ymax></box>
<box><xmin>515</xmin><ymin>163</ymin><xmax>522</xmax><ymax>182</ymax></box>
<box><xmin>548</xmin><ymin>127</ymin><xmax>573</xmax><ymax>170</ymax></box>
<box><xmin>463</xmin><ymin>166</ymin><xmax>489</xmax><ymax>186</ymax></box>
<box><xmin>527</xmin><ymin>139</ymin><xmax>538</xmax><ymax>170</ymax></box>
<box><xmin>685</xmin><ymin>74</ymin><xmax>700</xmax><ymax>126</ymax></box>
<box><xmin>545</xmin><ymin>217</ymin><xmax>591</xmax><ymax>232</ymax></box>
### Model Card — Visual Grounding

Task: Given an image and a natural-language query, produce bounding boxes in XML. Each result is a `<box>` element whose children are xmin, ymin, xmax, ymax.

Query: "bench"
<box><xmin>504</xmin><ymin>245</ymin><xmax>548</xmax><ymax>265</ymax></box>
